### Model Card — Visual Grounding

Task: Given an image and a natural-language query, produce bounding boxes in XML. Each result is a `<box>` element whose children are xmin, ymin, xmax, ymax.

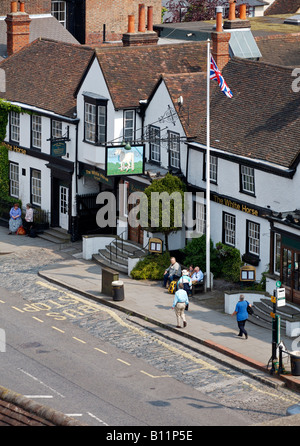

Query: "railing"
<box><xmin>108</xmin><ymin>230</ymin><xmax>127</xmax><ymax>263</ymax></box>
<box><xmin>0</xmin><ymin>198</ymin><xmax>50</xmax><ymax>227</ymax></box>
<box><xmin>107</xmin><ymin>229</ymin><xmax>149</xmax><ymax>264</ymax></box>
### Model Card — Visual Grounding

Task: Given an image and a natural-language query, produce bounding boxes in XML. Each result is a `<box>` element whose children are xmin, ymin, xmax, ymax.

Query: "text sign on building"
<box><xmin>51</xmin><ymin>141</ymin><xmax>66</xmax><ymax>157</ymax></box>
<box><xmin>276</xmin><ymin>288</ymin><xmax>286</xmax><ymax>308</ymax></box>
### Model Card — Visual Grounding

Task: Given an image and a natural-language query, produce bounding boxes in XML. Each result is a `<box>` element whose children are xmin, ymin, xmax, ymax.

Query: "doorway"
<box><xmin>59</xmin><ymin>185</ymin><xmax>69</xmax><ymax>230</ymax></box>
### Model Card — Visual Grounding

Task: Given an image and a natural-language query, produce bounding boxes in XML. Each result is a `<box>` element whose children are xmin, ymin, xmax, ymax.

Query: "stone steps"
<box><xmin>249</xmin><ymin>298</ymin><xmax>300</xmax><ymax>331</ymax></box>
<box><xmin>93</xmin><ymin>237</ymin><xmax>147</xmax><ymax>275</ymax></box>
<box><xmin>38</xmin><ymin>227</ymin><xmax>71</xmax><ymax>244</ymax></box>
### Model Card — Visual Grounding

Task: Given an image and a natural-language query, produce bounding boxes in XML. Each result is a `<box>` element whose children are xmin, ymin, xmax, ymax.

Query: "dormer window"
<box><xmin>83</xmin><ymin>93</ymin><xmax>108</xmax><ymax>145</ymax></box>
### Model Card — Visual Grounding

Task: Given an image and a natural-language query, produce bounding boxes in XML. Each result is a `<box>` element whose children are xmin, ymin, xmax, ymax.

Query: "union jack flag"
<box><xmin>210</xmin><ymin>54</ymin><xmax>233</xmax><ymax>98</ymax></box>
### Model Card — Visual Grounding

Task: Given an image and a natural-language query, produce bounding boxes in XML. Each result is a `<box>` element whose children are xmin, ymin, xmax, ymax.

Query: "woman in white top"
<box><xmin>24</xmin><ymin>203</ymin><xmax>34</xmax><ymax>235</ymax></box>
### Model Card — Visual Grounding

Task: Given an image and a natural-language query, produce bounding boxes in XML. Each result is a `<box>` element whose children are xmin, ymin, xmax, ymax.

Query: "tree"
<box><xmin>166</xmin><ymin>0</ymin><xmax>220</xmax><ymax>23</ymax></box>
<box><xmin>140</xmin><ymin>173</ymin><xmax>186</xmax><ymax>251</ymax></box>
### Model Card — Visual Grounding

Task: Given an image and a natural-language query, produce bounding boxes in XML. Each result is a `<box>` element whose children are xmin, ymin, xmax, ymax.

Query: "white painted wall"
<box><xmin>187</xmin><ymin>145</ymin><xmax>300</xmax><ymax>280</ymax></box>
<box><xmin>144</xmin><ymin>80</ymin><xmax>187</xmax><ymax>176</ymax></box>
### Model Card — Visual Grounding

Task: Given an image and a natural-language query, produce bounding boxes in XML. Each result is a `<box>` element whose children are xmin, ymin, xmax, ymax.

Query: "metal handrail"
<box><xmin>107</xmin><ymin>229</ymin><xmax>127</xmax><ymax>263</ymax></box>
<box><xmin>107</xmin><ymin>230</ymin><xmax>150</xmax><ymax>263</ymax></box>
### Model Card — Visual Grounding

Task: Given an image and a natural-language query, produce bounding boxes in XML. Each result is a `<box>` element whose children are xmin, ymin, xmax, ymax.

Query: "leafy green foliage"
<box><xmin>0</xmin><ymin>99</ymin><xmax>26</xmax><ymax>200</ymax></box>
<box><xmin>140</xmin><ymin>173</ymin><xmax>186</xmax><ymax>251</ymax></box>
<box><xmin>0</xmin><ymin>144</ymin><xmax>9</xmax><ymax>198</ymax></box>
<box><xmin>130</xmin><ymin>251</ymin><xmax>171</xmax><ymax>280</ymax></box>
<box><xmin>215</xmin><ymin>242</ymin><xmax>243</xmax><ymax>283</ymax></box>
<box><xmin>180</xmin><ymin>234</ymin><xmax>222</xmax><ymax>277</ymax></box>
<box><xmin>180</xmin><ymin>235</ymin><xmax>243</xmax><ymax>282</ymax></box>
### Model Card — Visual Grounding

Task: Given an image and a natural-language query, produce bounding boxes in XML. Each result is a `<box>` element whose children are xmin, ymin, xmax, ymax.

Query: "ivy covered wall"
<box><xmin>0</xmin><ymin>99</ymin><xmax>23</xmax><ymax>199</ymax></box>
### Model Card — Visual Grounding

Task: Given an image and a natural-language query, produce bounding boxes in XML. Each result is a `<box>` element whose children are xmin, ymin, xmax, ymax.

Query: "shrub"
<box><xmin>180</xmin><ymin>235</ymin><xmax>222</xmax><ymax>277</ymax></box>
<box><xmin>130</xmin><ymin>251</ymin><xmax>171</xmax><ymax>280</ymax></box>
<box><xmin>216</xmin><ymin>242</ymin><xmax>243</xmax><ymax>283</ymax></box>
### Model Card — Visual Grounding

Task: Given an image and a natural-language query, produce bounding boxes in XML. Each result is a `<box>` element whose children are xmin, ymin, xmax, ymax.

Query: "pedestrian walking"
<box><xmin>231</xmin><ymin>294</ymin><xmax>251</xmax><ymax>339</ymax></box>
<box><xmin>171</xmin><ymin>283</ymin><xmax>189</xmax><ymax>328</ymax></box>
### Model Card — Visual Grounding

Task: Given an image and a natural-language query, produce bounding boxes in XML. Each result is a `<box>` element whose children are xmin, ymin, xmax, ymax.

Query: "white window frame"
<box><xmin>52</xmin><ymin>120</ymin><xmax>63</xmax><ymax>139</ymax></box>
<box><xmin>10</xmin><ymin>111</ymin><xmax>20</xmax><ymax>143</ymax></box>
<box><xmin>84</xmin><ymin>103</ymin><xmax>96</xmax><ymax>143</ymax></box>
<box><xmin>224</xmin><ymin>212</ymin><xmax>236</xmax><ymax>247</ymax></box>
<box><xmin>210</xmin><ymin>155</ymin><xmax>217</xmax><ymax>183</ymax></box>
<box><xmin>123</xmin><ymin>110</ymin><xmax>135</xmax><ymax>143</ymax></box>
<box><xmin>32</xmin><ymin>115</ymin><xmax>42</xmax><ymax>149</ymax></box>
<box><xmin>31</xmin><ymin>169</ymin><xmax>41</xmax><ymax>206</ymax></box>
<box><xmin>241</xmin><ymin>165</ymin><xmax>255</xmax><ymax>194</ymax></box>
<box><xmin>51</xmin><ymin>0</ymin><xmax>67</xmax><ymax>27</ymax></box>
<box><xmin>9</xmin><ymin>163</ymin><xmax>19</xmax><ymax>198</ymax></box>
<box><xmin>248</xmin><ymin>220</ymin><xmax>260</xmax><ymax>256</ymax></box>
<box><xmin>97</xmin><ymin>105</ymin><xmax>106</xmax><ymax>145</ymax></box>
<box><xmin>149</xmin><ymin>125</ymin><xmax>160</xmax><ymax>163</ymax></box>
<box><xmin>195</xmin><ymin>202</ymin><xmax>206</xmax><ymax>236</ymax></box>
<box><xmin>168</xmin><ymin>131</ymin><xmax>180</xmax><ymax>169</ymax></box>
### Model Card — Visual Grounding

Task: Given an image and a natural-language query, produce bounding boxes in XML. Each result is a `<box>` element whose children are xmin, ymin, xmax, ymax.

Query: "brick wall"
<box><xmin>85</xmin><ymin>0</ymin><xmax>161</xmax><ymax>44</ymax></box>
<box><xmin>0</xmin><ymin>0</ymin><xmax>51</xmax><ymax>15</ymax></box>
<box><xmin>211</xmin><ymin>31</ymin><xmax>231</xmax><ymax>71</ymax></box>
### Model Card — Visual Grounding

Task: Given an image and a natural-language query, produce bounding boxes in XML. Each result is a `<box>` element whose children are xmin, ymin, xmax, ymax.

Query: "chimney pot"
<box><xmin>239</xmin><ymin>4</ymin><xmax>247</xmax><ymax>20</ymax></box>
<box><xmin>215</xmin><ymin>7</ymin><xmax>223</xmax><ymax>32</ymax></box>
<box><xmin>138</xmin><ymin>3</ymin><xmax>146</xmax><ymax>32</ymax></box>
<box><xmin>11</xmin><ymin>1</ymin><xmax>18</xmax><ymax>13</ymax></box>
<box><xmin>228</xmin><ymin>1</ymin><xmax>236</xmax><ymax>21</ymax></box>
<box><xmin>20</xmin><ymin>2</ymin><xmax>25</xmax><ymax>13</ymax></box>
<box><xmin>147</xmin><ymin>6</ymin><xmax>153</xmax><ymax>31</ymax></box>
<box><xmin>128</xmin><ymin>14</ymin><xmax>135</xmax><ymax>33</ymax></box>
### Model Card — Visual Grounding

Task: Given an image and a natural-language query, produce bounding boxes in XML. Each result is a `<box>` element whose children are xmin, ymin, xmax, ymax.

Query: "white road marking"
<box><xmin>18</xmin><ymin>368</ymin><xmax>65</xmax><ymax>398</ymax></box>
<box><xmin>24</xmin><ymin>395</ymin><xmax>53</xmax><ymax>399</ymax></box>
<box><xmin>87</xmin><ymin>412</ymin><xmax>109</xmax><ymax>426</ymax></box>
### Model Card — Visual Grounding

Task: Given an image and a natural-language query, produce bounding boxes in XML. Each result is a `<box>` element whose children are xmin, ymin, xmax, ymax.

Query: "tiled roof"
<box><xmin>0</xmin><ymin>385</ymin><xmax>83</xmax><ymax>426</ymax></box>
<box><xmin>0</xmin><ymin>15</ymin><xmax>79</xmax><ymax>60</ymax></box>
<box><xmin>193</xmin><ymin>58</ymin><xmax>300</xmax><ymax>169</ymax></box>
<box><xmin>0</xmin><ymin>38</ymin><xmax>94</xmax><ymax>117</ymax></box>
<box><xmin>0</xmin><ymin>398</ymin><xmax>55</xmax><ymax>426</ymax></box>
<box><xmin>160</xmin><ymin>72</ymin><xmax>209</xmax><ymax>138</ymax></box>
<box><xmin>95</xmin><ymin>42</ymin><xmax>207</xmax><ymax>109</ymax></box>
<box><xmin>265</xmin><ymin>0</ymin><xmax>300</xmax><ymax>15</ymax></box>
<box><xmin>256</xmin><ymin>33</ymin><xmax>300</xmax><ymax>67</ymax></box>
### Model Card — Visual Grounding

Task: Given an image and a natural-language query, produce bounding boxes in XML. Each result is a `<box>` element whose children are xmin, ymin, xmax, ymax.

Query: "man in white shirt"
<box><xmin>171</xmin><ymin>283</ymin><xmax>189</xmax><ymax>328</ymax></box>
<box><xmin>191</xmin><ymin>266</ymin><xmax>203</xmax><ymax>284</ymax></box>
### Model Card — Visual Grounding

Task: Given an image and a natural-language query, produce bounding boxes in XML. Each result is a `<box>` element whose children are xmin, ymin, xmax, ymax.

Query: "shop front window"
<box><xmin>282</xmin><ymin>248</ymin><xmax>292</xmax><ymax>287</ymax></box>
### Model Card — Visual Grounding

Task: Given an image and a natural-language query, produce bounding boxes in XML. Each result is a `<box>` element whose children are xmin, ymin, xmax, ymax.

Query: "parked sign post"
<box><xmin>270</xmin><ymin>285</ymin><xmax>285</xmax><ymax>374</ymax></box>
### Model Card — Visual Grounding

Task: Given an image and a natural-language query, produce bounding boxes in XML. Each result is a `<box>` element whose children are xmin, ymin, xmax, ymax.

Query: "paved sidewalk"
<box><xmin>37</xmin><ymin>256</ymin><xmax>300</xmax><ymax>393</ymax></box>
<box><xmin>0</xmin><ymin>225</ymin><xmax>299</xmax><ymax>394</ymax></box>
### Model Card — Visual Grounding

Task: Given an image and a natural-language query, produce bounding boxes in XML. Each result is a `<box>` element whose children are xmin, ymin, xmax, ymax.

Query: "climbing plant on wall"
<box><xmin>0</xmin><ymin>99</ymin><xmax>23</xmax><ymax>199</ymax></box>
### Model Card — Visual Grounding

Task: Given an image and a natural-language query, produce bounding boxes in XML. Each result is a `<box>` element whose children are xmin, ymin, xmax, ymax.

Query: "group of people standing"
<box><xmin>8</xmin><ymin>203</ymin><xmax>34</xmax><ymax>235</ymax></box>
<box><xmin>164</xmin><ymin>257</ymin><xmax>251</xmax><ymax>337</ymax></box>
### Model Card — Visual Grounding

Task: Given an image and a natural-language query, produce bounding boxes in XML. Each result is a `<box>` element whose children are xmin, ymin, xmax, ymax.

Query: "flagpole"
<box><xmin>206</xmin><ymin>38</ymin><xmax>211</xmax><ymax>290</ymax></box>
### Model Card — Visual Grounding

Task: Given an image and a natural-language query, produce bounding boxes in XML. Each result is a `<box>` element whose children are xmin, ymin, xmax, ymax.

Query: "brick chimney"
<box><xmin>223</xmin><ymin>1</ymin><xmax>251</xmax><ymax>29</ymax></box>
<box><xmin>211</xmin><ymin>6</ymin><xmax>230</xmax><ymax>71</ymax></box>
<box><xmin>122</xmin><ymin>4</ymin><xmax>158</xmax><ymax>47</ymax></box>
<box><xmin>5</xmin><ymin>1</ymin><xmax>31</xmax><ymax>56</ymax></box>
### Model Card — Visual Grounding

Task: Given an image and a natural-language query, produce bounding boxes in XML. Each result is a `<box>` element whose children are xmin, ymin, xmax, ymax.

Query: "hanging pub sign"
<box><xmin>51</xmin><ymin>140</ymin><xmax>66</xmax><ymax>157</ymax></box>
<box><xmin>106</xmin><ymin>144</ymin><xmax>145</xmax><ymax>177</ymax></box>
